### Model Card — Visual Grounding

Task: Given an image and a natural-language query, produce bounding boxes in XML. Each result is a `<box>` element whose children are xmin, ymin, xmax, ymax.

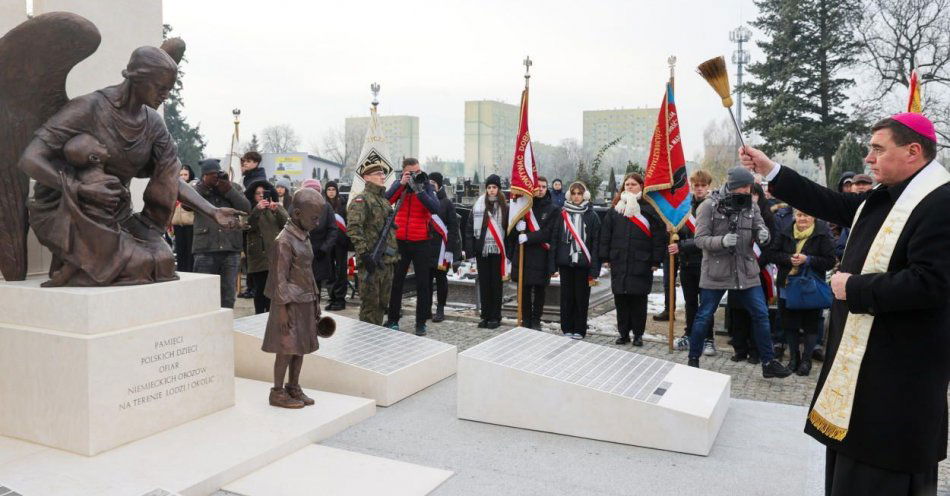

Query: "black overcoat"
<box><xmin>598</xmin><ymin>202</ymin><xmax>665</xmax><ymax>295</ymax></box>
<box><xmin>509</xmin><ymin>191</ymin><xmax>559</xmax><ymax>286</ymax></box>
<box><xmin>309</xmin><ymin>207</ymin><xmax>339</xmax><ymax>282</ymax></box>
<box><xmin>770</xmin><ymin>164</ymin><xmax>950</xmax><ymax>473</ymax></box>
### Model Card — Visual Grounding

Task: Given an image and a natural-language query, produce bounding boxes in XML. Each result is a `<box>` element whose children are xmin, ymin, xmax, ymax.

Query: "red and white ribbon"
<box><xmin>685</xmin><ymin>214</ymin><xmax>696</xmax><ymax>233</ymax></box>
<box><xmin>335</xmin><ymin>213</ymin><xmax>347</xmax><ymax>233</ymax></box>
<box><xmin>486</xmin><ymin>215</ymin><xmax>509</xmax><ymax>278</ymax></box>
<box><xmin>561</xmin><ymin>210</ymin><xmax>591</xmax><ymax>264</ymax></box>
<box><xmin>430</xmin><ymin>214</ymin><xmax>450</xmax><ymax>270</ymax></box>
<box><xmin>525</xmin><ymin>210</ymin><xmax>550</xmax><ymax>250</ymax></box>
<box><xmin>753</xmin><ymin>242</ymin><xmax>778</xmax><ymax>302</ymax></box>
<box><xmin>627</xmin><ymin>213</ymin><xmax>652</xmax><ymax>238</ymax></box>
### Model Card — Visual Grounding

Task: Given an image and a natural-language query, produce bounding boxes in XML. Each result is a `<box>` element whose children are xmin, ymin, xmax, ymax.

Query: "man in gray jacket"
<box><xmin>192</xmin><ymin>158</ymin><xmax>252</xmax><ymax>308</ymax></box>
<box><xmin>689</xmin><ymin>166</ymin><xmax>791</xmax><ymax>378</ymax></box>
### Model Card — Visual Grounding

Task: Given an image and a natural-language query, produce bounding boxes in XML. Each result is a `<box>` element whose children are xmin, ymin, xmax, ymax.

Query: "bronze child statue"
<box><xmin>262</xmin><ymin>188</ymin><xmax>336</xmax><ymax>408</ymax></box>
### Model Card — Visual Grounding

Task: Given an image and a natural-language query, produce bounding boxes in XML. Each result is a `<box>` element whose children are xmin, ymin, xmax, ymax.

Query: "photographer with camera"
<box><xmin>383</xmin><ymin>158</ymin><xmax>442</xmax><ymax>335</ymax></box>
<box><xmin>688</xmin><ymin>166</ymin><xmax>792</xmax><ymax>378</ymax></box>
<box><xmin>192</xmin><ymin>158</ymin><xmax>252</xmax><ymax>309</ymax></box>
<box><xmin>244</xmin><ymin>180</ymin><xmax>288</xmax><ymax>314</ymax></box>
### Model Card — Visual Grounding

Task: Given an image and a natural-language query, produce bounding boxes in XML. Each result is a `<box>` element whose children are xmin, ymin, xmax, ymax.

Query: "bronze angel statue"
<box><xmin>0</xmin><ymin>12</ymin><xmax>243</xmax><ymax>286</ymax></box>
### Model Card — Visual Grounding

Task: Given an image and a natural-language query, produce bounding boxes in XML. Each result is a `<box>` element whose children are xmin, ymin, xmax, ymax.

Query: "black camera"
<box><xmin>408</xmin><ymin>170</ymin><xmax>429</xmax><ymax>194</ymax></box>
<box><xmin>215</xmin><ymin>171</ymin><xmax>230</xmax><ymax>183</ymax></box>
<box><xmin>717</xmin><ymin>192</ymin><xmax>752</xmax><ymax>217</ymax></box>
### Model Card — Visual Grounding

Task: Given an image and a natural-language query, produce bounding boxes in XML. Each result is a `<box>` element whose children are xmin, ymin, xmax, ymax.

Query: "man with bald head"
<box><xmin>741</xmin><ymin>113</ymin><xmax>950</xmax><ymax>495</ymax></box>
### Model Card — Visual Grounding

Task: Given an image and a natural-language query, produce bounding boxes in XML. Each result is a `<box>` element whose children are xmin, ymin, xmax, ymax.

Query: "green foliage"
<box><xmin>625</xmin><ymin>160</ymin><xmax>644</xmax><ymax>175</ymax></box>
<box><xmin>830</xmin><ymin>133</ymin><xmax>866</xmax><ymax>181</ymax></box>
<box><xmin>743</xmin><ymin>0</ymin><xmax>864</xmax><ymax>183</ymax></box>
<box><xmin>606</xmin><ymin>167</ymin><xmax>617</xmax><ymax>197</ymax></box>
<box><xmin>162</xmin><ymin>24</ymin><xmax>206</xmax><ymax>169</ymax></box>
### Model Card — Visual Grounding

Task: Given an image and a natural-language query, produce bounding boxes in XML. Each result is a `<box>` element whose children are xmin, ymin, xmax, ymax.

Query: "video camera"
<box><xmin>716</xmin><ymin>192</ymin><xmax>753</xmax><ymax>234</ymax></box>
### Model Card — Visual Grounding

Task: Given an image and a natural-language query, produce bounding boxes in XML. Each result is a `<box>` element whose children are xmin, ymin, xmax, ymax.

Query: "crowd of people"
<box><xmin>167</xmin><ymin>153</ymin><xmax>867</xmax><ymax>379</ymax></box>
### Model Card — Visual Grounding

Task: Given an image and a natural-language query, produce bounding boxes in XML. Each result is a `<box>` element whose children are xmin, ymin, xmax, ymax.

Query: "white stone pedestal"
<box><xmin>457</xmin><ymin>328</ymin><xmax>731</xmax><ymax>455</ymax></box>
<box><xmin>0</xmin><ymin>273</ymin><xmax>235</xmax><ymax>456</ymax></box>
<box><xmin>235</xmin><ymin>312</ymin><xmax>456</xmax><ymax>406</ymax></box>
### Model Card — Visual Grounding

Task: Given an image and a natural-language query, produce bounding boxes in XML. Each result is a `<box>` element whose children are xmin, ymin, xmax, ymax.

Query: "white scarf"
<box><xmin>809</xmin><ymin>161</ymin><xmax>950</xmax><ymax>441</ymax></box>
<box><xmin>613</xmin><ymin>191</ymin><xmax>641</xmax><ymax>217</ymax></box>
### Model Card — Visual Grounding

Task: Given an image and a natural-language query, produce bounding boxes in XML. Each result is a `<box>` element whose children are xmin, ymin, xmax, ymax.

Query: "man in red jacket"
<box><xmin>383</xmin><ymin>158</ymin><xmax>442</xmax><ymax>335</ymax></box>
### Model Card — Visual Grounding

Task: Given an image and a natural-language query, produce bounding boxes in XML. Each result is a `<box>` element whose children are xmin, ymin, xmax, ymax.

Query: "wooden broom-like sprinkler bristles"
<box><xmin>697</xmin><ymin>56</ymin><xmax>734</xmax><ymax>108</ymax></box>
<box><xmin>697</xmin><ymin>55</ymin><xmax>745</xmax><ymax>146</ymax></box>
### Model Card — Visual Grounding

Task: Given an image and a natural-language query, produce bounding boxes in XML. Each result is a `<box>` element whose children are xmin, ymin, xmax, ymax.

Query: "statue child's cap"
<box><xmin>891</xmin><ymin>112</ymin><xmax>937</xmax><ymax>143</ymax></box>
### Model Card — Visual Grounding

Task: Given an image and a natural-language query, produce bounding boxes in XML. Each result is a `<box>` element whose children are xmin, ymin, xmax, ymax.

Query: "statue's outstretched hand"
<box><xmin>78</xmin><ymin>178</ymin><xmax>123</xmax><ymax>210</ymax></box>
<box><xmin>212</xmin><ymin>207</ymin><xmax>246</xmax><ymax>230</ymax></box>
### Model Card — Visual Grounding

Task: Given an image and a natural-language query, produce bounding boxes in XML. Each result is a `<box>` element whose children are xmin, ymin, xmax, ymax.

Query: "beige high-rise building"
<box><xmin>464</xmin><ymin>100</ymin><xmax>520</xmax><ymax>179</ymax></box>
<box><xmin>345</xmin><ymin>115</ymin><xmax>420</xmax><ymax>166</ymax></box>
<box><xmin>583</xmin><ymin>108</ymin><xmax>658</xmax><ymax>167</ymax></box>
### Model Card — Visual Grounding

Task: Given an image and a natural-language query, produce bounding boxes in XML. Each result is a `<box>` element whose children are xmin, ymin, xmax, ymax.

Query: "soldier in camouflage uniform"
<box><xmin>347</xmin><ymin>164</ymin><xmax>398</xmax><ymax>324</ymax></box>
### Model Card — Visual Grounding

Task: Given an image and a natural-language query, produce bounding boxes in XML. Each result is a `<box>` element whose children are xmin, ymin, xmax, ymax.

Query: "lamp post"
<box><xmin>729</xmin><ymin>26</ymin><xmax>752</xmax><ymax>128</ymax></box>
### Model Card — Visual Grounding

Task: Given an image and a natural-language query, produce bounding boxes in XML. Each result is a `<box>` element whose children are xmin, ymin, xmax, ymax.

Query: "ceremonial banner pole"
<box><xmin>642</xmin><ymin>55</ymin><xmax>692</xmax><ymax>353</ymax></box>
<box><xmin>666</xmin><ymin>59</ymin><xmax>677</xmax><ymax>353</ymax></box>
<box><xmin>508</xmin><ymin>56</ymin><xmax>537</xmax><ymax>328</ymax></box>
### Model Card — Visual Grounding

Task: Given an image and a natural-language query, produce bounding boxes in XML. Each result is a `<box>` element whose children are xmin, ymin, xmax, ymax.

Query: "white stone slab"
<box><xmin>234</xmin><ymin>312</ymin><xmax>457</xmax><ymax>406</ymax></box>
<box><xmin>0</xmin><ymin>379</ymin><xmax>375</xmax><ymax>496</ymax></box>
<box><xmin>0</xmin><ymin>275</ymin><xmax>233</xmax><ymax>456</ymax></box>
<box><xmin>224</xmin><ymin>444</ymin><xmax>453</xmax><ymax>496</ymax></box>
<box><xmin>457</xmin><ymin>328</ymin><xmax>731</xmax><ymax>455</ymax></box>
<box><xmin>0</xmin><ymin>273</ymin><xmax>221</xmax><ymax>334</ymax></box>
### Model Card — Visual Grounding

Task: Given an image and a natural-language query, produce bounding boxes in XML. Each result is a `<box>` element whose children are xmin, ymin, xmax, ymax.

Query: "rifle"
<box><xmin>362</xmin><ymin>187</ymin><xmax>407</xmax><ymax>283</ymax></box>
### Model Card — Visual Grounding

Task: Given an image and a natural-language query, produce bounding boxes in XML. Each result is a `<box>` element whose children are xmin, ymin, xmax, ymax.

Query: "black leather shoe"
<box><xmin>632</xmin><ymin>335</ymin><xmax>644</xmax><ymax>347</ymax></box>
<box><xmin>747</xmin><ymin>353</ymin><xmax>760</xmax><ymax>365</ymax></box>
<box><xmin>811</xmin><ymin>347</ymin><xmax>825</xmax><ymax>362</ymax></box>
<box><xmin>762</xmin><ymin>360</ymin><xmax>793</xmax><ymax>378</ymax></box>
<box><xmin>433</xmin><ymin>307</ymin><xmax>445</xmax><ymax>323</ymax></box>
<box><xmin>486</xmin><ymin>320</ymin><xmax>501</xmax><ymax>329</ymax></box>
<box><xmin>730</xmin><ymin>353</ymin><xmax>748</xmax><ymax>362</ymax></box>
<box><xmin>797</xmin><ymin>359</ymin><xmax>812</xmax><ymax>376</ymax></box>
<box><xmin>652</xmin><ymin>310</ymin><xmax>670</xmax><ymax>322</ymax></box>
<box><xmin>687</xmin><ymin>358</ymin><xmax>699</xmax><ymax>368</ymax></box>
<box><xmin>615</xmin><ymin>336</ymin><xmax>630</xmax><ymax>345</ymax></box>
<box><xmin>477</xmin><ymin>320</ymin><xmax>488</xmax><ymax>328</ymax></box>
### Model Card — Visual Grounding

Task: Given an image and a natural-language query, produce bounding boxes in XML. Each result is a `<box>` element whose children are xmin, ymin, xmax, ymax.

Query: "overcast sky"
<box><xmin>163</xmin><ymin>0</ymin><xmax>762</xmax><ymax>164</ymax></box>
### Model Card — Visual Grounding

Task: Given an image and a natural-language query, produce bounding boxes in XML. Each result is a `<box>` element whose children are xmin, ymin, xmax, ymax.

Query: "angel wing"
<box><xmin>0</xmin><ymin>13</ymin><xmax>100</xmax><ymax>280</ymax></box>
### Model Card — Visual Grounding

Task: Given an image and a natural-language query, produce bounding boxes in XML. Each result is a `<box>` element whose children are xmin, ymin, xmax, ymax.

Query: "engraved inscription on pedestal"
<box><xmin>120</xmin><ymin>335</ymin><xmax>216</xmax><ymax>412</ymax></box>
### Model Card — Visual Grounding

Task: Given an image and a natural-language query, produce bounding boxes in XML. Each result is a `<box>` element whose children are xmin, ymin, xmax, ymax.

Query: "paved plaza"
<box><xmin>230</xmin><ymin>297</ymin><xmax>950</xmax><ymax>495</ymax></box>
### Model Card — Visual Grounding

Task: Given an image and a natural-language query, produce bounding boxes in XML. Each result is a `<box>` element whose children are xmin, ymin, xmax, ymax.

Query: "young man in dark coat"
<box><xmin>510</xmin><ymin>176</ymin><xmax>560</xmax><ymax>330</ymax></box>
<box><xmin>240</xmin><ymin>151</ymin><xmax>267</xmax><ymax>190</ymax></box>
<box><xmin>427</xmin><ymin>173</ymin><xmax>461</xmax><ymax>322</ymax></box>
<box><xmin>743</xmin><ymin>113</ymin><xmax>950</xmax><ymax>496</ymax></box>
<box><xmin>671</xmin><ymin>170</ymin><xmax>715</xmax><ymax>351</ymax></box>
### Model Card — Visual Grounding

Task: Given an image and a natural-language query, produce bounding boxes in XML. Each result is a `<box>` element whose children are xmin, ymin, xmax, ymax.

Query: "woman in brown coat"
<box><xmin>262</xmin><ymin>188</ymin><xmax>336</xmax><ymax>409</ymax></box>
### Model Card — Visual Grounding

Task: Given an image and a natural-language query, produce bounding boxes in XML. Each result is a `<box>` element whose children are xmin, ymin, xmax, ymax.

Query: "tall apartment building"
<box><xmin>582</xmin><ymin>108</ymin><xmax>658</xmax><ymax>166</ymax></box>
<box><xmin>345</xmin><ymin>115</ymin><xmax>420</xmax><ymax>167</ymax></box>
<box><xmin>464</xmin><ymin>100</ymin><xmax>520</xmax><ymax>179</ymax></box>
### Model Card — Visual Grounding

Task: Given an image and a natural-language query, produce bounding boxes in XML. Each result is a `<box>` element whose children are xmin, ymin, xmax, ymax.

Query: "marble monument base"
<box><xmin>457</xmin><ymin>328</ymin><xmax>731</xmax><ymax>455</ymax></box>
<box><xmin>0</xmin><ymin>378</ymin><xmax>375</xmax><ymax>496</ymax></box>
<box><xmin>235</xmin><ymin>312</ymin><xmax>457</xmax><ymax>406</ymax></box>
<box><xmin>0</xmin><ymin>273</ymin><xmax>234</xmax><ymax>456</ymax></box>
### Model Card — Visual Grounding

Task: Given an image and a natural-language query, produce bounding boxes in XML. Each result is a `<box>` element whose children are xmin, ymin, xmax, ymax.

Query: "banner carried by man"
<box><xmin>507</xmin><ymin>82</ymin><xmax>539</xmax><ymax>234</ymax></box>
<box><xmin>349</xmin><ymin>83</ymin><xmax>396</xmax><ymax>205</ymax></box>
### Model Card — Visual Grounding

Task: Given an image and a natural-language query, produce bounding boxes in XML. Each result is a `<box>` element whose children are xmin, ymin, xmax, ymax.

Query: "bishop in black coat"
<box><xmin>743</xmin><ymin>129</ymin><xmax>950</xmax><ymax>496</ymax></box>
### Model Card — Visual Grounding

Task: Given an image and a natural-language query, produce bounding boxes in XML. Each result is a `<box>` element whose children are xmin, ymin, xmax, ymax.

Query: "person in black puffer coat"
<box><xmin>600</xmin><ymin>173</ymin><xmax>665</xmax><ymax>346</ymax></box>
<box><xmin>553</xmin><ymin>181</ymin><xmax>601</xmax><ymax>339</ymax></box>
<box><xmin>768</xmin><ymin>210</ymin><xmax>836</xmax><ymax>376</ymax></box>
<box><xmin>324</xmin><ymin>180</ymin><xmax>350</xmax><ymax>310</ymax></box>
<box><xmin>509</xmin><ymin>176</ymin><xmax>560</xmax><ymax>330</ymax></box>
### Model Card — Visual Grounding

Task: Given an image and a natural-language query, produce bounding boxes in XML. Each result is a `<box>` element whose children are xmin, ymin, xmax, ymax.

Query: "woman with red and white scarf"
<box><xmin>552</xmin><ymin>182</ymin><xmax>601</xmax><ymax>339</ymax></box>
<box><xmin>600</xmin><ymin>173</ymin><xmax>666</xmax><ymax>346</ymax></box>
<box><xmin>463</xmin><ymin>174</ymin><xmax>509</xmax><ymax>329</ymax></box>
